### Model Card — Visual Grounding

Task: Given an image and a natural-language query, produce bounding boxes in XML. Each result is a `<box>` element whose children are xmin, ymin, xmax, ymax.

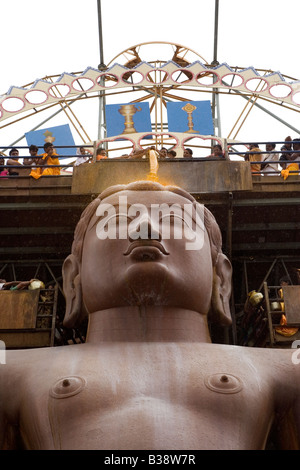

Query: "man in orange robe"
<box><xmin>30</xmin><ymin>142</ymin><xmax>60</xmax><ymax>179</ymax></box>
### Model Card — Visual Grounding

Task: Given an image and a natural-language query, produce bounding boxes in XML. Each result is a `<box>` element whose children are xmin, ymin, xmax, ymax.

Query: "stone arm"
<box><xmin>270</xmin><ymin>355</ymin><xmax>300</xmax><ymax>449</ymax></box>
<box><xmin>0</xmin><ymin>406</ymin><xmax>6</xmax><ymax>449</ymax></box>
<box><xmin>0</xmin><ymin>411</ymin><xmax>19</xmax><ymax>450</ymax></box>
<box><xmin>272</xmin><ymin>396</ymin><xmax>300</xmax><ymax>449</ymax></box>
<box><xmin>0</xmin><ymin>369</ymin><xmax>20</xmax><ymax>450</ymax></box>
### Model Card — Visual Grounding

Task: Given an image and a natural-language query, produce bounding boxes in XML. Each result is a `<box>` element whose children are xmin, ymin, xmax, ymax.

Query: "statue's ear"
<box><xmin>62</xmin><ymin>254</ymin><xmax>88</xmax><ymax>328</ymax></box>
<box><xmin>209</xmin><ymin>253</ymin><xmax>232</xmax><ymax>326</ymax></box>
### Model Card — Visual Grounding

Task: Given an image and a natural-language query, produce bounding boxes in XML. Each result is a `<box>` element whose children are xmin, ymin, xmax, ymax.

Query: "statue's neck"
<box><xmin>86</xmin><ymin>306</ymin><xmax>211</xmax><ymax>343</ymax></box>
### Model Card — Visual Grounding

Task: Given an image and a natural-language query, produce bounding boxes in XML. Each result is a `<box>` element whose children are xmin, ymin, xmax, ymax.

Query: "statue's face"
<box><xmin>81</xmin><ymin>189</ymin><xmax>213</xmax><ymax>314</ymax></box>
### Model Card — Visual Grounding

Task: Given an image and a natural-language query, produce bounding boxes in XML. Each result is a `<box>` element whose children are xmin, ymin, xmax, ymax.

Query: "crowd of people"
<box><xmin>0</xmin><ymin>142</ymin><xmax>108</xmax><ymax>178</ymax></box>
<box><xmin>241</xmin><ymin>136</ymin><xmax>300</xmax><ymax>179</ymax></box>
<box><xmin>0</xmin><ymin>137</ymin><xmax>299</xmax><ymax>179</ymax></box>
<box><xmin>0</xmin><ymin>143</ymin><xmax>61</xmax><ymax>178</ymax></box>
<box><xmin>74</xmin><ymin>143</ymin><xmax>225</xmax><ymax>161</ymax></box>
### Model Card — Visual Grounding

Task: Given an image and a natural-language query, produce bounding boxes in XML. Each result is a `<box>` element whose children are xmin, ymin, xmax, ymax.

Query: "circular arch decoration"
<box><xmin>0</xmin><ymin>41</ymin><xmax>299</xmax><ymax>155</ymax></box>
<box><xmin>106</xmin><ymin>41</ymin><xmax>209</xmax><ymax>68</ymax></box>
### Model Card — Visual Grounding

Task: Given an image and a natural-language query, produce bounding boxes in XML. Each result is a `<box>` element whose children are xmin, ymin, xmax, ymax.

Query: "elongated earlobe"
<box><xmin>209</xmin><ymin>253</ymin><xmax>232</xmax><ymax>326</ymax></box>
<box><xmin>62</xmin><ymin>254</ymin><xmax>88</xmax><ymax>328</ymax></box>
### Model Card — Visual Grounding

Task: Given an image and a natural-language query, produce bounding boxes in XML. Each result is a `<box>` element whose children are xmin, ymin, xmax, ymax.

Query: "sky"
<box><xmin>0</xmin><ymin>0</ymin><xmax>299</xmax><ymax>155</ymax></box>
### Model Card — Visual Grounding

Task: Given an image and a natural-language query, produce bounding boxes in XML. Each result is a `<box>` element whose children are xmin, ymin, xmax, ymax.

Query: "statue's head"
<box><xmin>63</xmin><ymin>181</ymin><xmax>232</xmax><ymax>329</ymax></box>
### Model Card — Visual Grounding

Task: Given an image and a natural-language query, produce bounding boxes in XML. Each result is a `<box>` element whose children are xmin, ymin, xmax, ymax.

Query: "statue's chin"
<box><xmin>123</xmin><ymin>261</ymin><xmax>170</xmax><ymax>306</ymax></box>
<box><xmin>126</xmin><ymin>289</ymin><xmax>169</xmax><ymax>307</ymax></box>
<box><xmin>82</xmin><ymin>262</ymin><xmax>207</xmax><ymax>313</ymax></box>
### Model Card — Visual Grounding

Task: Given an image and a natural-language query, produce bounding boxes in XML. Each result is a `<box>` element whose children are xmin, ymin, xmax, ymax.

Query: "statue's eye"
<box><xmin>114</xmin><ymin>213</ymin><xmax>134</xmax><ymax>223</ymax></box>
<box><xmin>160</xmin><ymin>213</ymin><xmax>192</xmax><ymax>229</ymax></box>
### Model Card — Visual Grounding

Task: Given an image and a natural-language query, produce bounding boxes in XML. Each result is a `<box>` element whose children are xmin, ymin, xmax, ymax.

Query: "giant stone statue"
<box><xmin>0</xmin><ymin>181</ymin><xmax>300</xmax><ymax>450</ymax></box>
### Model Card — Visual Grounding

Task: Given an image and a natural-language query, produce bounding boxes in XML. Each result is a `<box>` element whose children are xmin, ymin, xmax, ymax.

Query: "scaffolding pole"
<box><xmin>97</xmin><ymin>0</ymin><xmax>107</xmax><ymax>142</ymax></box>
<box><xmin>212</xmin><ymin>0</ymin><xmax>221</xmax><ymax>137</ymax></box>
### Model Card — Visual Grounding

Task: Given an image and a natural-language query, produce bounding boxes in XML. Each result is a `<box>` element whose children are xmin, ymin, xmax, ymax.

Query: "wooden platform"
<box><xmin>0</xmin><ymin>287</ymin><xmax>57</xmax><ymax>348</ymax></box>
<box><xmin>71</xmin><ymin>159</ymin><xmax>253</xmax><ymax>194</ymax></box>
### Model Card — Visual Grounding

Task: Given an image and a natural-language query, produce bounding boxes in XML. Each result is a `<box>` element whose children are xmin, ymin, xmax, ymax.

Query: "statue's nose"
<box><xmin>128</xmin><ymin>213</ymin><xmax>161</xmax><ymax>241</ymax></box>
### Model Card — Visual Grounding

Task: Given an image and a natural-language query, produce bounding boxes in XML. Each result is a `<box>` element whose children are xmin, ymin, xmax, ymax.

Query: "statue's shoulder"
<box><xmin>1</xmin><ymin>344</ymin><xmax>82</xmax><ymax>377</ymax></box>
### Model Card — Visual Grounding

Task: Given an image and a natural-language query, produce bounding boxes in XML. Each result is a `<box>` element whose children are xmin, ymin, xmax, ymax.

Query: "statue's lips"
<box><xmin>123</xmin><ymin>240</ymin><xmax>169</xmax><ymax>257</ymax></box>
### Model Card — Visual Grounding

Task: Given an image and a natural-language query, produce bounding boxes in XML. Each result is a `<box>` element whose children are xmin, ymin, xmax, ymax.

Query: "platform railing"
<box><xmin>227</xmin><ymin>140</ymin><xmax>300</xmax><ymax>176</ymax></box>
<box><xmin>0</xmin><ymin>140</ymin><xmax>299</xmax><ymax>178</ymax></box>
<box><xmin>0</xmin><ymin>144</ymin><xmax>96</xmax><ymax>175</ymax></box>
